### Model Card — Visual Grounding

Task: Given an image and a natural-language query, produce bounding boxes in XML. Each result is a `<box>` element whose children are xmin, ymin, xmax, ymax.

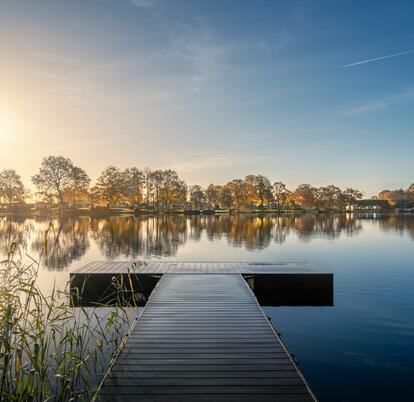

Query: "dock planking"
<box><xmin>72</xmin><ymin>260</ymin><xmax>327</xmax><ymax>275</ymax></box>
<box><xmin>96</xmin><ymin>273</ymin><xmax>317</xmax><ymax>401</ymax></box>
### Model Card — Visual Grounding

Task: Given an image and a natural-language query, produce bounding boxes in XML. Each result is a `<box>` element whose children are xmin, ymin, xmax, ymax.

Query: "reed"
<box><xmin>0</xmin><ymin>223</ymin><xmax>135</xmax><ymax>401</ymax></box>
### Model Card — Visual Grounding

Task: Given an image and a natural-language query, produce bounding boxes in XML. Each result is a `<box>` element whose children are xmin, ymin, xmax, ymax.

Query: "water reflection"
<box><xmin>0</xmin><ymin>216</ymin><xmax>33</xmax><ymax>256</ymax></box>
<box><xmin>378</xmin><ymin>214</ymin><xmax>414</xmax><ymax>238</ymax></box>
<box><xmin>31</xmin><ymin>218</ymin><xmax>90</xmax><ymax>270</ymax></box>
<box><xmin>0</xmin><ymin>213</ymin><xmax>413</xmax><ymax>270</ymax></box>
<box><xmin>90</xmin><ymin>216</ymin><xmax>187</xmax><ymax>258</ymax></box>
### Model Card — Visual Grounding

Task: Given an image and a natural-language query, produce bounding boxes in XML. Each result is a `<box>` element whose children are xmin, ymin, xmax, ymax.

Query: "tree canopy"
<box><xmin>12</xmin><ymin>154</ymin><xmax>414</xmax><ymax>211</ymax></box>
<box><xmin>32</xmin><ymin>156</ymin><xmax>90</xmax><ymax>203</ymax></box>
<box><xmin>0</xmin><ymin>169</ymin><xmax>26</xmax><ymax>203</ymax></box>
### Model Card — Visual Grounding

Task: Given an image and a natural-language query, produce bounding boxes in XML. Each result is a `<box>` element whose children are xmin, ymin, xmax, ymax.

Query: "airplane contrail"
<box><xmin>342</xmin><ymin>49</ymin><xmax>414</xmax><ymax>68</ymax></box>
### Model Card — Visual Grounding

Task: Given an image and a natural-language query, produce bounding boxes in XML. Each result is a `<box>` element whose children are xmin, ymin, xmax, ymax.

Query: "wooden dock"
<box><xmin>95</xmin><ymin>272</ymin><xmax>318</xmax><ymax>401</ymax></box>
<box><xmin>71</xmin><ymin>261</ymin><xmax>333</xmax><ymax>308</ymax></box>
<box><xmin>72</xmin><ymin>260</ymin><xmax>326</xmax><ymax>275</ymax></box>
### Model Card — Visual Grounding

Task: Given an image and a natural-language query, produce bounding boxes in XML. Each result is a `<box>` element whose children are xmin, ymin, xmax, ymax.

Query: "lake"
<box><xmin>1</xmin><ymin>213</ymin><xmax>413</xmax><ymax>401</ymax></box>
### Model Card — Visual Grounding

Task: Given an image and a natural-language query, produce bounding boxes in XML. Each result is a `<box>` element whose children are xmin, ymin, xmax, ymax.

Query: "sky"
<box><xmin>1</xmin><ymin>0</ymin><xmax>414</xmax><ymax>196</ymax></box>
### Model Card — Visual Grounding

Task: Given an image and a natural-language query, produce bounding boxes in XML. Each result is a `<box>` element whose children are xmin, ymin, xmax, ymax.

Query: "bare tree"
<box><xmin>0</xmin><ymin>169</ymin><xmax>26</xmax><ymax>203</ymax></box>
<box><xmin>32</xmin><ymin>156</ymin><xmax>90</xmax><ymax>203</ymax></box>
<box><xmin>342</xmin><ymin>187</ymin><xmax>363</xmax><ymax>205</ymax></box>
<box><xmin>189</xmin><ymin>185</ymin><xmax>205</xmax><ymax>209</ymax></box>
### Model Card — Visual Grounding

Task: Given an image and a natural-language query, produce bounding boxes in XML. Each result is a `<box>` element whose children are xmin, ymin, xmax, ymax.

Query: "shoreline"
<box><xmin>0</xmin><ymin>209</ymin><xmax>412</xmax><ymax>218</ymax></box>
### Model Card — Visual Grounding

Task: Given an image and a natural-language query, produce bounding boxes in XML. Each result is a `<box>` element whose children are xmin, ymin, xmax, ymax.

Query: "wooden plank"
<box><xmin>72</xmin><ymin>260</ymin><xmax>327</xmax><ymax>275</ymax></box>
<box><xmin>97</xmin><ymin>274</ymin><xmax>316</xmax><ymax>401</ymax></box>
<box><xmin>104</xmin><ymin>377</ymin><xmax>305</xmax><ymax>386</ymax></box>
<box><xmin>100</xmin><ymin>385</ymin><xmax>310</xmax><ymax>394</ymax></box>
<box><xmin>100</xmin><ymin>371</ymin><xmax>300</xmax><ymax>379</ymax></box>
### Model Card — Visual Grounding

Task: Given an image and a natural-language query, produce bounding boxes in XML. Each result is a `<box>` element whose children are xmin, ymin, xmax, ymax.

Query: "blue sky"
<box><xmin>1</xmin><ymin>0</ymin><xmax>414</xmax><ymax>195</ymax></box>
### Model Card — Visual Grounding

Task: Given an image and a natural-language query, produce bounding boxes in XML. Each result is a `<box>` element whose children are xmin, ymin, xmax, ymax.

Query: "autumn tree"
<box><xmin>272</xmin><ymin>182</ymin><xmax>291</xmax><ymax>208</ymax></box>
<box><xmin>376</xmin><ymin>185</ymin><xmax>414</xmax><ymax>208</ymax></box>
<box><xmin>293</xmin><ymin>184</ymin><xmax>317</xmax><ymax>208</ymax></box>
<box><xmin>32</xmin><ymin>156</ymin><xmax>90</xmax><ymax>203</ymax></box>
<box><xmin>316</xmin><ymin>185</ymin><xmax>342</xmax><ymax>209</ymax></box>
<box><xmin>124</xmin><ymin>167</ymin><xmax>144</xmax><ymax>206</ymax></box>
<box><xmin>0</xmin><ymin>169</ymin><xmax>26</xmax><ymax>203</ymax></box>
<box><xmin>143</xmin><ymin>167</ymin><xmax>153</xmax><ymax>205</ymax></box>
<box><xmin>342</xmin><ymin>187</ymin><xmax>363</xmax><ymax>205</ymax></box>
<box><xmin>189</xmin><ymin>185</ymin><xmax>205</xmax><ymax>209</ymax></box>
<box><xmin>219</xmin><ymin>185</ymin><xmax>232</xmax><ymax>209</ymax></box>
<box><xmin>91</xmin><ymin>166</ymin><xmax>127</xmax><ymax>206</ymax></box>
<box><xmin>225</xmin><ymin>179</ymin><xmax>248</xmax><ymax>211</ymax></box>
<box><xmin>407</xmin><ymin>183</ymin><xmax>414</xmax><ymax>202</ymax></box>
<box><xmin>378</xmin><ymin>189</ymin><xmax>408</xmax><ymax>206</ymax></box>
<box><xmin>70</xmin><ymin>166</ymin><xmax>91</xmax><ymax>202</ymax></box>
<box><xmin>244</xmin><ymin>175</ymin><xmax>273</xmax><ymax>207</ymax></box>
<box><xmin>157</xmin><ymin>170</ymin><xmax>187</xmax><ymax>210</ymax></box>
<box><xmin>205</xmin><ymin>184</ymin><xmax>222</xmax><ymax>208</ymax></box>
<box><xmin>148</xmin><ymin>170</ymin><xmax>163</xmax><ymax>209</ymax></box>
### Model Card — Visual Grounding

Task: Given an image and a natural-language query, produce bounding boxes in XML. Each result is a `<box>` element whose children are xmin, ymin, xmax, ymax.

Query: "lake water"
<box><xmin>1</xmin><ymin>213</ymin><xmax>413</xmax><ymax>401</ymax></box>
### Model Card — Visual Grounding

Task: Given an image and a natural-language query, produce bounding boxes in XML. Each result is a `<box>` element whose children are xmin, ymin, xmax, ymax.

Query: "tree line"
<box><xmin>0</xmin><ymin>155</ymin><xmax>411</xmax><ymax>211</ymax></box>
<box><xmin>377</xmin><ymin>185</ymin><xmax>414</xmax><ymax>208</ymax></box>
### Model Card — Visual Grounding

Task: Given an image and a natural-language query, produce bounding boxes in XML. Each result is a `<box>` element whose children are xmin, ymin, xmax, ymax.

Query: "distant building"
<box><xmin>62</xmin><ymin>191</ymin><xmax>90</xmax><ymax>208</ymax></box>
<box><xmin>35</xmin><ymin>201</ymin><xmax>53</xmax><ymax>210</ymax></box>
<box><xmin>0</xmin><ymin>202</ymin><xmax>32</xmax><ymax>212</ymax></box>
<box><xmin>346</xmin><ymin>199</ymin><xmax>390</xmax><ymax>211</ymax></box>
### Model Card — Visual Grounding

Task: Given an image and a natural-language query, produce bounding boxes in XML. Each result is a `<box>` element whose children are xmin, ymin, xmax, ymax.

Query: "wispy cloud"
<box><xmin>164</xmin><ymin>23</ymin><xmax>233</xmax><ymax>94</ymax></box>
<box><xmin>130</xmin><ymin>0</ymin><xmax>154</xmax><ymax>8</ymax></box>
<box><xmin>159</xmin><ymin>19</ymin><xmax>289</xmax><ymax>95</ymax></box>
<box><xmin>345</xmin><ymin>88</ymin><xmax>414</xmax><ymax>115</ymax></box>
<box><xmin>342</xmin><ymin>49</ymin><xmax>414</xmax><ymax>68</ymax></box>
<box><xmin>305</xmin><ymin>140</ymin><xmax>347</xmax><ymax>153</ymax></box>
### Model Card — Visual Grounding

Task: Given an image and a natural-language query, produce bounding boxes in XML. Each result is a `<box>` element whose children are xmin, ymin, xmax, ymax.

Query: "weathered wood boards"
<box><xmin>72</xmin><ymin>260</ymin><xmax>326</xmax><ymax>275</ymax></box>
<box><xmin>96</xmin><ymin>274</ymin><xmax>316</xmax><ymax>401</ymax></box>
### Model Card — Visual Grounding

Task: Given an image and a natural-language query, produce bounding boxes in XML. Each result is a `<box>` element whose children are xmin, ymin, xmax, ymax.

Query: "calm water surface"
<box><xmin>1</xmin><ymin>213</ymin><xmax>413</xmax><ymax>401</ymax></box>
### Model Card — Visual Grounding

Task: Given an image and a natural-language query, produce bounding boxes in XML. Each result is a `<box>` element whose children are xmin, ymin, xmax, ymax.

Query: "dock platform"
<box><xmin>95</xmin><ymin>273</ymin><xmax>318</xmax><ymax>401</ymax></box>
<box><xmin>72</xmin><ymin>260</ymin><xmax>326</xmax><ymax>275</ymax></box>
<box><xmin>71</xmin><ymin>261</ymin><xmax>333</xmax><ymax>308</ymax></box>
<box><xmin>70</xmin><ymin>261</ymin><xmax>332</xmax><ymax>400</ymax></box>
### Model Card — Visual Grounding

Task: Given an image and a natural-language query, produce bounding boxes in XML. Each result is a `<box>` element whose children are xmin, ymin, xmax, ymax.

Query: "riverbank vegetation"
<box><xmin>1</xmin><ymin>155</ymin><xmax>413</xmax><ymax>214</ymax></box>
<box><xmin>0</xmin><ymin>227</ymin><xmax>136</xmax><ymax>400</ymax></box>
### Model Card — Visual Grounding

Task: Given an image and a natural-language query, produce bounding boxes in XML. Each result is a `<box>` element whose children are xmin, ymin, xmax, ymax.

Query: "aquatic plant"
<box><xmin>0</xmin><ymin>223</ymin><xmax>135</xmax><ymax>401</ymax></box>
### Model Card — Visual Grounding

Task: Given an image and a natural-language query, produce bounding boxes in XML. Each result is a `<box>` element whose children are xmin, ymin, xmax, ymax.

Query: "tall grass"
<box><xmin>0</xmin><ymin>223</ymin><xmax>136</xmax><ymax>401</ymax></box>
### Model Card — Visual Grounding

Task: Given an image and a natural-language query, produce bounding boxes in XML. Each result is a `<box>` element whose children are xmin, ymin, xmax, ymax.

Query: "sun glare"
<box><xmin>0</xmin><ymin>114</ymin><xmax>13</xmax><ymax>139</ymax></box>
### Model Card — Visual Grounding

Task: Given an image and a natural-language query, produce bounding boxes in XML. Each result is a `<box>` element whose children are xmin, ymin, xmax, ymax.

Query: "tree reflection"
<box><xmin>292</xmin><ymin>213</ymin><xmax>362</xmax><ymax>241</ymax></box>
<box><xmin>1</xmin><ymin>213</ymin><xmax>405</xmax><ymax>271</ymax></box>
<box><xmin>0</xmin><ymin>216</ymin><xmax>34</xmax><ymax>258</ymax></box>
<box><xmin>89</xmin><ymin>215</ymin><xmax>187</xmax><ymax>258</ymax></box>
<box><xmin>377</xmin><ymin>215</ymin><xmax>414</xmax><ymax>240</ymax></box>
<box><xmin>31</xmin><ymin>217</ymin><xmax>90</xmax><ymax>270</ymax></box>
